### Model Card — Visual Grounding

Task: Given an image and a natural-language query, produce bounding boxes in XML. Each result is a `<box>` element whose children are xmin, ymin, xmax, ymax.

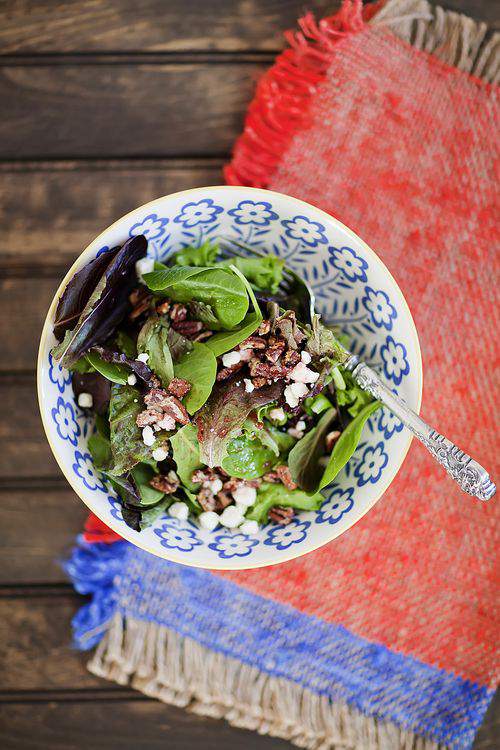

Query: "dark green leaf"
<box><xmin>137</xmin><ymin>317</ymin><xmax>174</xmax><ymax>387</ymax></box>
<box><xmin>173</xmin><ymin>342</ymin><xmax>217</xmax><ymax>414</ymax></box>
<box><xmin>288</xmin><ymin>408</ymin><xmax>338</xmax><ymax>492</ymax></box>
<box><xmin>319</xmin><ymin>400</ymin><xmax>381</xmax><ymax>490</ymax></box>
<box><xmin>170</xmin><ymin>423</ymin><xmax>203</xmax><ymax>490</ymax></box>
<box><xmin>107</xmin><ymin>384</ymin><xmax>151</xmax><ymax>476</ymax></box>
<box><xmin>85</xmin><ymin>351</ymin><xmax>129</xmax><ymax>385</ymax></box>
<box><xmin>87</xmin><ymin>431</ymin><xmax>112</xmax><ymax>471</ymax></box>
<box><xmin>115</xmin><ymin>330</ymin><xmax>137</xmax><ymax>358</ymax></box>
<box><xmin>69</xmin><ymin>357</ymin><xmax>96</xmax><ymax>374</ymax></box>
<box><xmin>188</xmin><ymin>300</ymin><xmax>219</xmax><ymax>328</ymax></box>
<box><xmin>130</xmin><ymin>464</ymin><xmax>165</xmax><ymax>506</ymax></box>
<box><xmin>205</xmin><ymin>312</ymin><xmax>261</xmax><ymax>357</ymax></box>
<box><xmin>246</xmin><ymin>483</ymin><xmax>323</xmax><ymax>524</ymax></box>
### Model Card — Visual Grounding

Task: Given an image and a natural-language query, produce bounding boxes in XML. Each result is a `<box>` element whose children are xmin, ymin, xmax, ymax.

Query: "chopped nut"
<box><xmin>258</xmin><ymin>320</ymin><xmax>271</xmax><ymax>335</ymax></box>
<box><xmin>214</xmin><ymin>491</ymin><xmax>233</xmax><ymax>511</ymax></box>
<box><xmin>249</xmin><ymin>360</ymin><xmax>288</xmax><ymax>380</ymax></box>
<box><xmin>325</xmin><ymin>430</ymin><xmax>341</xmax><ymax>453</ymax></box>
<box><xmin>143</xmin><ymin>388</ymin><xmax>190</xmax><ymax>425</ymax></box>
<box><xmin>136</xmin><ymin>408</ymin><xmax>162</xmax><ymax>427</ymax></box>
<box><xmin>129</xmin><ymin>288</ymin><xmax>153</xmax><ymax>320</ymax></box>
<box><xmin>262</xmin><ymin>470</ymin><xmax>281</xmax><ymax>483</ymax></box>
<box><xmin>283</xmin><ymin>349</ymin><xmax>301</xmax><ymax>368</ymax></box>
<box><xmin>251</xmin><ymin>376</ymin><xmax>268</xmax><ymax>389</ymax></box>
<box><xmin>197</xmin><ymin>487</ymin><xmax>217</xmax><ymax>512</ymax></box>
<box><xmin>268</xmin><ymin>506</ymin><xmax>295</xmax><ymax>525</ymax></box>
<box><xmin>275</xmin><ymin>465</ymin><xmax>298</xmax><ymax>490</ymax></box>
<box><xmin>192</xmin><ymin>468</ymin><xmax>216</xmax><ymax>484</ymax></box>
<box><xmin>144</xmin><ymin>388</ymin><xmax>171</xmax><ymax>409</ymax></box>
<box><xmin>216</xmin><ymin>361</ymin><xmax>245</xmax><ymax>381</ymax></box>
<box><xmin>239</xmin><ymin>336</ymin><xmax>267</xmax><ymax>350</ymax></box>
<box><xmin>150</xmin><ymin>473</ymin><xmax>180</xmax><ymax>493</ymax></box>
<box><xmin>168</xmin><ymin>377</ymin><xmax>191</xmax><ymax>399</ymax></box>
<box><xmin>156</xmin><ymin>300</ymin><xmax>171</xmax><ymax>315</ymax></box>
<box><xmin>265</xmin><ymin>339</ymin><xmax>286</xmax><ymax>363</ymax></box>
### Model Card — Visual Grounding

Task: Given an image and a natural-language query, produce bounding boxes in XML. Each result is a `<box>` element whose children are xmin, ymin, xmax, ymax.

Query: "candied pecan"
<box><xmin>129</xmin><ymin>288</ymin><xmax>153</xmax><ymax>320</ymax></box>
<box><xmin>136</xmin><ymin>408</ymin><xmax>162</xmax><ymax>428</ymax></box>
<box><xmin>150</xmin><ymin>471</ymin><xmax>180</xmax><ymax>494</ymax></box>
<box><xmin>168</xmin><ymin>377</ymin><xmax>191</xmax><ymax>398</ymax></box>
<box><xmin>268</xmin><ymin>506</ymin><xmax>295</xmax><ymax>525</ymax></box>
<box><xmin>275</xmin><ymin>465</ymin><xmax>298</xmax><ymax>490</ymax></box>
<box><xmin>265</xmin><ymin>340</ymin><xmax>286</xmax><ymax>363</ymax></box>
<box><xmin>262</xmin><ymin>470</ymin><xmax>281</xmax><ymax>483</ymax></box>
<box><xmin>197</xmin><ymin>487</ymin><xmax>217</xmax><ymax>512</ymax></box>
<box><xmin>170</xmin><ymin>303</ymin><xmax>188</xmax><ymax>322</ymax></box>
<box><xmin>172</xmin><ymin>320</ymin><xmax>204</xmax><ymax>339</ymax></box>
<box><xmin>156</xmin><ymin>300</ymin><xmax>171</xmax><ymax>315</ymax></box>
<box><xmin>325</xmin><ymin>430</ymin><xmax>341</xmax><ymax>453</ymax></box>
<box><xmin>239</xmin><ymin>336</ymin><xmax>267</xmax><ymax>350</ymax></box>
<box><xmin>222</xmin><ymin>478</ymin><xmax>241</xmax><ymax>494</ymax></box>
<box><xmin>283</xmin><ymin>350</ymin><xmax>301</xmax><ymax>368</ymax></box>
<box><xmin>192</xmin><ymin>468</ymin><xmax>218</xmax><ymax>484</ymax></box>
<box><xmin>249</xmin><ymin>360</ymin><xmax>288</xmax><ymax>380</ymax></box>
<box><xmin>144</xmin><ymin>388</ymin><xmax>170</xmax><ymax>409</ymax></box>
<box><xmin>214</xmin><ymin>491</ymin><xmax>233</xmax><ymax>511</ymax></box>
<box><xmin>162</xmin><ymin>395</ymin><xmax>190</xmax><ymax>425</ymax></box>
<box><xmin>216</xmin><ymin>362</ymin><xmax>245</xmax><ymax>381</ymax></box>
<box><xmin>251</xmin><ymin>376</ymin><xmax>268</xmax><ymax>389</ymax></box>
<box><xmin>258</xmin><ymin>320</ymin><xmax>271</xmax><ymax>335</ymax></box>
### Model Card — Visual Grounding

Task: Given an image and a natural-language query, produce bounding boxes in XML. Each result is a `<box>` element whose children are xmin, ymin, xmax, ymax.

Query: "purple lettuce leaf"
<box><xmin>72</xmin><ymin>372</ymin><xmax>111</xmax><ymax>415</ymax></box>
<box><xmin>90</xmin><ymin>345</ymin><xmax>155</xmax><ymax>386</ymax></box>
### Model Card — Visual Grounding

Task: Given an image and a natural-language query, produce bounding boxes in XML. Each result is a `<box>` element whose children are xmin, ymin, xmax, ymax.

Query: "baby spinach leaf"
<box><xmin>197</xmin><ymin>379</ymin><xmax>283</xmax><ymax>468</ymax></box>
<box><xmin>222</xmin><ymin>433</ymin><xmax>278</xmax><ymax>479</ymax></box>
<box><xmin>85</xmin><ymin>351</ymin><xmax>129</xmax><ymax>385</ymax></box>
<box><xmin>137</xmin><ymin>316</ymin><xmax>174</xmax><ymax>387</ymax></box>
<box><xmin>288</xmin><ymin>408</ymin><xmax>338</xmax><ymax>493</ymax></box>
<box><xmin>246</xmin><ymin>483</ymin><xmax>323</xmax><ymax>524</ymax></box>
<box><xmin>173</xmin><ymin>342</ymin><xmax>217</xmax><ymax>414</ymax></box>
<box><xmin>173</xmin><ymin>241</ymin><xmax>218</xmax><ymax>267</ymax></box>
<box><xmin>52</xmin><ymin>235</ymin><xmax>148</xmax><ymax>367</ymax></box>
<box><xmin>170</xmin><ymin>423</ymin><xmax>203</xmax><ymax>490</ymax></box>
<box><xmin>107</xmin><ymin>384</ymin><xmax>151</xmax><ymax>476</ymax></box>
<box><xmin>265</xmin><ymin>424</ymin><xmax>297</xmax><ymax>455</ymax></box>
<box><xmin>143</xmin><ymin>266</ymin><xmax>249</xmax><ymax>330</ymax></box>
<box><xmin>319</xmin><ymin>400</ymin><xmax>381</xmax><ymax>490</ymax></box>
<box><xmin>130</xmin><ymin>464</ymin><xmax>165</xmax><ymax>506</ymax></box>
<box><xmin>53</xmin><ymin>245</ymin><xmax>120</xmax><ymax>340</ymax></box>
<box><xmin>219</xmin><ymin>255</ymin><xmax>284</xmax><ymax>294</ymax></box>
<box><xmin>90</xmin><ymin>345</ymin><xmax>154</xmax><ymax>386</ymax></box>
<box><xmin>87</xmin><ymin>431</ymin><xmax>112</xmax><ymax>471</ymax></box>
<box><xmin>205</xmin><ymin>311</ymin><xmax>262</xmax><ymax>357</ymax></box>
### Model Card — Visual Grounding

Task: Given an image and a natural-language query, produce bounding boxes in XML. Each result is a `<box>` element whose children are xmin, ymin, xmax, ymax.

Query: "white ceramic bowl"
<box><xmin>38</xmin><ymin>186</ymin><xmax>422</xmax><ymax>569</ymax></box>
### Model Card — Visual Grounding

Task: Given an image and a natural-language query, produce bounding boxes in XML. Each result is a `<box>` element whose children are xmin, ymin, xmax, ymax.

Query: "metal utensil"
<box><xmin>218</xmin><ymin>237</ymin><xmax>496</xmax><ymax>502</ymax></box>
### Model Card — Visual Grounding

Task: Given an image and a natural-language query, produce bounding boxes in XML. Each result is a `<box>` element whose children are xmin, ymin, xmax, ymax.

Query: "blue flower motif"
<box><xmin>154</xmin><ymin>519</ymin><xmax>202</xmax><ymax>552</ymax></box>
<box><xmin>48</xmin><ymin>352</ymin><xmax>71</xmax><ymax>394</ymax></box>
<box><xmin>362</xmin><ymin>286</ymin><xmax>397</xmax><ymax>330</ymax></box>
<box><xmin>174</xmin><ymin>199</ymin><xmax>223</xmax><ymax>229</ymax></box>
<box><xmin>108</xmin><ymin>495</ymin><xmax>124</xmax><ymax>523</ymax></box>
<box><xmin>354</xmin><ymin>442</ymin><xmax>388</xmax><ymax>486</ymax></box>
<box><xmin>228</xmin><ymin>200</ymin><xmax>278</xmax><ymax>226</ymax></box>
<box><xmin>264</xmin><ymin>519</ymin><xmax>310</xmax><ymax>550</ymax></box>
<box><xmin>209</xmin><ymin>532</ymin><xmax>259</xmax><ymax>559</ymax></box>
<box><xmin>281</xmin><ymin>216</ymin><xmax>328</xmax><ymax>247</ymax></box>
<box><xmin>328</xmin><ymin>246</ymin><xmax>368</xmax><ymax>282</ymax></box>
<box><xmin>378</xmin><ymin>407</ymin><xmax>404</xmax><ymax>439</ymax></box>
<box><xmin>51</xmin><ymin>397</ymin><xmax>80</xmax><ymax>446</ymax></box>
<box><xmin>317</xmin><ymin>488</ymin><xmax>354</xmax><ymax>524</ymax></box>
<box><xmin>129</xmin><ymin>213</ymin><xmax>169</xmax><ymax>241</ymax></box>
<box><xmin>73</xmin><ymin>451</ymin><xmax>107</xmax><ymax>492</ymax></box>
<box><xmin>381</xmin><ymin>335</ymin><xmax>410</xmax><ymax>386</ymax></box>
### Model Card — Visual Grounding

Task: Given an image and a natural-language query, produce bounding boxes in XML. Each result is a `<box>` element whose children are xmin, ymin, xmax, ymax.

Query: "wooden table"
<box><xmin>0</xmin><ymin>1</ymin><xmax>497</xmax><ymax>747</ymax></box>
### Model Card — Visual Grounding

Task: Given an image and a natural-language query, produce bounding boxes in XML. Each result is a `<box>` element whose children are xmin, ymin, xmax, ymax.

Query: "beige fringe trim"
<box><xmin>371</xmin><ymin>0</ymin><xmax>499</xmax><ymax>83</ymax></box>
<box><xmin>88</xmin><ymin>613</ymin><xmax>443</xmax><ymax>750</ymax></box>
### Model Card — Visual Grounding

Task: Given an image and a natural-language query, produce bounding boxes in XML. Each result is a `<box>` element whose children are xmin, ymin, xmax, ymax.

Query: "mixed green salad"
<box><xmin>52</xmin><ymin>235</ymin><xmax>379</xmax><ymax>533</ymax></box>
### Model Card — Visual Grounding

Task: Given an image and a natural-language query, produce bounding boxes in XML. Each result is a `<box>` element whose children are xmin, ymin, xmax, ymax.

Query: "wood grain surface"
<box><xmin>0</xmin><ymin>0</ymin><xmax>496</xmax><ymax>748</ymax></box>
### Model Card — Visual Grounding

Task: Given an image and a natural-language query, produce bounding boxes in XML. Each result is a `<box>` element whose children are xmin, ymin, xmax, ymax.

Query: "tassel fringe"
<box><xmin>224</xmin><ymin>0</ymin><xmax>498</xmax><ymax>189</ymax></box>
<box><xmin>89</xmin><ymin>613</ymin><xmax>443</xmax><ymax>750</ymax></box>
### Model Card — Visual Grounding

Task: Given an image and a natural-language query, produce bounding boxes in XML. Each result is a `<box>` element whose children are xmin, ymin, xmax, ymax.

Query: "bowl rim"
<box><xmin>37</xmin><ymin>185</ymin><xmax>423</xmax><ymax>569</ymax></box>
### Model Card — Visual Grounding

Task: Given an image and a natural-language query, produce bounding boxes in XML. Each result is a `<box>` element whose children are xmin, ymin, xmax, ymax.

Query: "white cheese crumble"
<box><xmin>135</xmin><ymin>257</ymin><xmax>155</xmax><ymax>279</ymax></box>
<box><xmin>127</xmin><ymin>373</ymin><xmax>137</xmax><ymax>386</ymax></box>
<box><xmin>198</xmin><ymin>511</ymin><xmax>220</xmax><ymax>531</ymax></box>
<box><xmin>208</xmin><ymin>478</ymin><xmax>223</xmax><ymax>494</ymax></box>
<box><xmin>232</xmin><ymin>485</ymin><xmax>257</xmax><ymax>507</ymax></box>
<box><xmin>142</xmin><ymin>425</ymin><xmax>155</xmax><ymax>446</ymax></box>
<box><xmin>240</xmin><ymin>520</ymin><xmax>259</xmax><ymax>535</ymax></box>
<box><xmin>244</xmin><ymin>378</ymin><xmax>254</xmax><ymax>393</ymax></box>
<box><xmin>301</xmin><ymin>350</ymin><xmax>312</xmax><ymax>364</ymax></box>
<box><xmin>284</xmin><ymin>382</ymin><xmax>309</xmax><ymax>408</ymax></box>
<box><xmin>269</xmin><ymin>407</ymin><xmax>286</xmax><ymax>422</ymax></box>
<box><xmin>152</xmin><ymin>446</ymin><xmax>168</xmax><ymax>462</ymax></box>
<box><xmin>136</xmin><ymin>352</ymin><xmax>149</xmax><ymax>363</ymax></box>
<box><xmin>289</xmin><ymin>361</ymin><xmax>319</xmax><ymax>384</ymax></box>
<box><xmin>220</xmin><ymin>505</ymin><xmax>244</xmax><ymax>528</ymax></box>
<box><xmin>168</xmin><ymin>501</ymin><xmax>189</xmax><ymax>521</ymax></box>
<box><xmin>222</xmin><ymin>350</ymin><xmax>241</xmax><ymax>367</ymax></box>
<box><xmin>77</xmin><ymin>392</ymin><xmax>93</xmax><ymax>409</ymax></box>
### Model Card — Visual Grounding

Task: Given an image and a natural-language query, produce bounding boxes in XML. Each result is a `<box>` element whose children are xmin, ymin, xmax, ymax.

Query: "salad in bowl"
<box><xmin>38</xmin><ymin>187</ymin><xmax>421</xmax><ymax>568</ymax></box>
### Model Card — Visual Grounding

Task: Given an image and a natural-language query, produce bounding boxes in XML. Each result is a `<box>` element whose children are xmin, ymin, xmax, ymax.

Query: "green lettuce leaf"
<box><xmin>107</xmin><ymin>384</ymin><xmax>151</xmax><ymax>476</ymax></box>
<box><xmin>288</xmin><ymin>408</ymin><xmax>338</xmax><ymax>493</ymax></box>
<box><xmin>115</xmin><ymin>329</ymin><xmax>137</xmax><ymax>358</ymax></box>
<box><xmin>87</xmin><ymin>431</ymin><xmax>112</xmax><ymax>471</ymax></box>
<box><xmin>85</xmin><ymin>350</ymin><xmax>129</xmax><ymax>385</ymax></box>
<box><xmin>222</xmin><ymin>432</ymin><xmax>278</xmax><ymax>479</ymax></box>
<box><xmin>170</xmin><ymin>423</ymin><xmax>203</xmax><ymax>490</ymax></box>
<box><xmin>319</xmin><ymin>400</ymin><xmax>381</xmax><ymax>490</ymax></box>
<box><xmin>204</xmin><ymin>311</ymin><xmax>262</xmax><ymax>357</ymax></box>
<box><xmin>246</xmin><ymin>483</ymin><xmax>323</xmax><ymax>524</ymax></box>
<box><xmin>305</xmin><ymin>314</ymin><xmax>350</xmax><ymax>366</ymax></box>
<box><xmin>336</xmin><ymin>368</ymin><xmax>375</xmax><ymax>417</ymax></box>
<box><xmin>130</xmin><ymin>463</ymin><xmax>165</xmax><ymax>506</ymax></box>
<box><xmin>219</xmin><ymin>254</ymin><xmax>284</xmax><ymax>293</ymax></box>
<box><xmin>137</xmin><ymin>316</ymin><xmax>174</xmax><ymax>387</ymax></box>
<box><xmin>173</xmin><ymin>342</ymin><xmax>217</xmax><ymax>414</ymax></box>
<box><xmin>173</xmin><ymin>241</ymin><xmax>218</xmax><ymax>267</ymax></box>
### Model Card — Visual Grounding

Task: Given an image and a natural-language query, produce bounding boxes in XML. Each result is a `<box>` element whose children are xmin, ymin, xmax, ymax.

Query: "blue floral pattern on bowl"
<box><xmin>38</xmin><ymin>187</ymin><xmax>421</xmax><ymax>569</ymax></box>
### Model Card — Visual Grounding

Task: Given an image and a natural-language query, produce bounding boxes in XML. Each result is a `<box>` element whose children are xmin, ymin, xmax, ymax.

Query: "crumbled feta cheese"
<box><xmin>142</xmin><ymin>425</ymin><xmax>155</xmax><ymax>446</ymax></box>
<box><xmin>232</xmin><ymin>485</ymin><xmax>257</xmax><ymax>507</ymax></box>
<box><xmin>296</xmin><ymin>420</ymin><xmax>306</xmax><ymax>431</ymax></box>
<box><xmin>244</xmin><ymin>378</ymin><xmax>254</xmax><ymax>393</ymax></box>
<box><xmin>289</xmin><ymin>361</ymin><xmax>319</xmax><ymax>384</ymax></box>
<box><xmin>168</xmin><ymin>501</ymin><xmax>189</xmax><ymax>521</ymax></box>
<box><xmin>135</xmin><ymin>257</ymin><xmax>155</xmax><ymax>279</ymax></box>
<box><xmin>287</xmin><ymin>426</ymin><xmax>305</xmax><ymax>439</ymax></box>
<box><xmin>77</xmin><ymin>392</ymin><xmax>93</xmax><ymax>409</ymax></box>
<box><xmin>220</xmin><ymin>505</ymin><xmax>244</xmax><ymax>528</ymax></box>
<box><xmin>156</xmin><ymin>414</ymin><xmax>176</xmax><ymax>431</ymax></box>
<box><xmin>208</xmin><ymin>478</ymin><xmax>223</xmax><ymax>494</ymax></box>
<box><xmin>290</xmin><ymin>382</ymin><xmax>309</xmax><ymax>398</ymax></box>
<box><xmin>269</xmin><ymin>407</ymin><xmax>286</xmax><ymax>422</ymax></box>
<box><xmin>127</xmin><ymin>373</ymin><xmax>137</xmax><ymax>386</ymax></box>
<box><xmin>284</xmin><ymin>385</ymin><xmax>299</xmax><ymax>408</ymax></box>
<box><xmin>152</xmin><ymin>446</ymin><xmax>168</xmax><ymax>462</ymax></box>
<box><xmin>198</xmin><ymin>511</ymin><xmax>220</xmax><ymax>531</ymax></box>
<box><xmin>301</xmin><ymin>350</ymin><xmax>312</xmax><ymax>364</ymax></box>
<box><xmin>240</xmin><ymin>520</ymin><xmax>259</xmax><ymax>535</ymax></box>
<box><xmin>222</xmin><ymin>350</ymin><xmax>241</xmax><ymax>368</ymax></box>
<box><xmin>136</xmin><ymin>352</ymin><xmax>149</xmax><ymax>363</ymax></box>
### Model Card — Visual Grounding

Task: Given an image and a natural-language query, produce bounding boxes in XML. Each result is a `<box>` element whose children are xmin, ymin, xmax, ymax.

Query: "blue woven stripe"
<box><xmin>66</xmin><ymin>542</ymin><xmax>493</xmax><ymax>749</ymax></box>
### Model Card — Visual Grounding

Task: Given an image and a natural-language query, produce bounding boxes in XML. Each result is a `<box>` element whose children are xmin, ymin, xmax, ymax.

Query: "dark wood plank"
<box><xmin>0</xmin><ymin>487</ymin><xmax>86</xmax><ymax>584</ymax></box>
<box><xmin>0</xmin><ymin>159</ymin><xmax>223</xmax><ymax>271</ymax></box>
<box><xmin>0</xmin><ymin>63</ymin><xmax>264</xmax><ymax>160</ymax></box>
<box><xmin>473</xmin><ymin>691</ymin><xmax>500</xmax><ymax>749</ymax></box>
<box><xmin>0</xmin><ymin>0</ymin><xmax>332</xmax><ymax>53</ymax></box>
<box><xmin>0</xmin><ymin>700</ymin><xmax>292</xmax><ymax>750</ymax></box>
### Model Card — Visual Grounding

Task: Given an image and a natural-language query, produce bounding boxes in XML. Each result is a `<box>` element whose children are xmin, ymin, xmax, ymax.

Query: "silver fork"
<box><xmin>219</xmin><ymin>237</ymin><xmax>496</xmax><ymax>502</ymax></box>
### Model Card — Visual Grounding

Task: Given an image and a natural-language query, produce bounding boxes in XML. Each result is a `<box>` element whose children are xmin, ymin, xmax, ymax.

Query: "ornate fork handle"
<box><xmin>347</xmin><ymin>360</ymin><xmax>496</xmax><ymax>502</ymax></box>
